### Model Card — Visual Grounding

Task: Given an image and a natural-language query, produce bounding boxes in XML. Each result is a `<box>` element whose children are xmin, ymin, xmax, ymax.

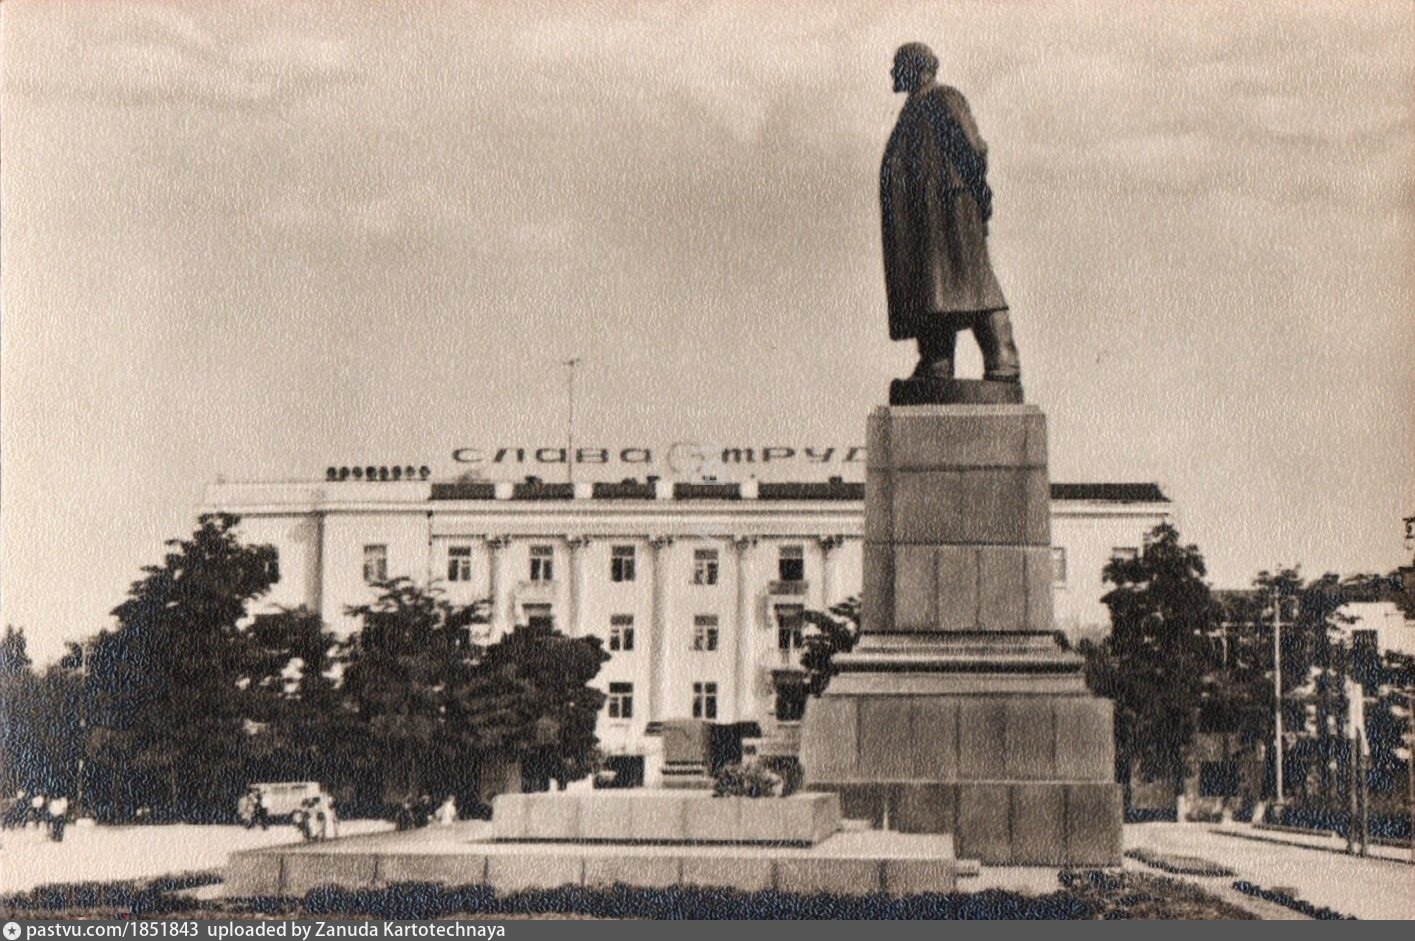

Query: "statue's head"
<box><xmin>891</xmin><ymin>42</ymin><xmax>938</xmax><ymax>93</ymax></box>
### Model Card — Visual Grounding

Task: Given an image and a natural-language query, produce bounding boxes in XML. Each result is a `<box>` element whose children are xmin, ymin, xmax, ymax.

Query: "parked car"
<box><xmin>238</xmin><ymin>782</ymin><xmax>330</xmax><ymax>826</ymax></box>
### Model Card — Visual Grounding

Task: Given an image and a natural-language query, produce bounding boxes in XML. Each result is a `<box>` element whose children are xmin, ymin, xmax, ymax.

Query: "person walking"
<box><xmin>47</xmin><ymin>795</ymin><xmax>69</xmax><ymax>842</ymax></box>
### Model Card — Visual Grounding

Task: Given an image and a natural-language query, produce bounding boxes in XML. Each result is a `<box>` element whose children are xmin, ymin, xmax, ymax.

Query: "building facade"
<box><xmin>205</xmin><ymin>475</ymin><xmax>1171</xmax><ymax>783</ymax></box>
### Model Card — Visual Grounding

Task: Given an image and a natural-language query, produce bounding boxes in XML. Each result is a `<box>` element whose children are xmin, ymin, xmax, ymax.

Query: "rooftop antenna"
<box><xmin>563</xmin><ymin>357</ymin><xmax>582</xmax><ymax>485</ymax></box>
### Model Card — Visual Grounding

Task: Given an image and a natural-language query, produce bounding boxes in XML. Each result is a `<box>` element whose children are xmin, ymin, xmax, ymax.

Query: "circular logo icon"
<box><xmin>4</xmin><ymin>921</ymin><xmax>22</xmax><ymax>940</ymax></box>
<box><xmin>666</xmin><ymin>442</ymin><xmax>708</xmax><ymax>478</ymax></box>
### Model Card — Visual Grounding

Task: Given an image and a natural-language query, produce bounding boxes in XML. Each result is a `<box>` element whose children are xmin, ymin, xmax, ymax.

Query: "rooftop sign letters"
<box><xmin>451</xmin><ymin>444</ymin><xmax>866</xmax><ymax>471</ymax></box>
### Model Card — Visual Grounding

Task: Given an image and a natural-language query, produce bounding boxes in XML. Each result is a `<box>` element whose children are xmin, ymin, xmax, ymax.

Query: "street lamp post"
<box><xmin>1394</xmin><ymin>686</ymin><xmax>1415</xmax><ymax>865</ymax></box>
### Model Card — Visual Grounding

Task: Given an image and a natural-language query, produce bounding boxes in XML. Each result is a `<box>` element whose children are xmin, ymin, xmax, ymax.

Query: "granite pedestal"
<box><xmin>225</xmin><ymin>792</ymin><xmax>967</xmax><ymax>897</ymax></box>
<box><xmin>800</xmin><ymin>396</ymin><xmax>1123</xmax><ymax>865</ymax></box>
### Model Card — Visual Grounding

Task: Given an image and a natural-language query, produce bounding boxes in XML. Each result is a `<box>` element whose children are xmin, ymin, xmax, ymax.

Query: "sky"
<box><xmin>2</xmin><ymin>0</ymin><xmax>1412</xmax><ymax>662</ymax></box>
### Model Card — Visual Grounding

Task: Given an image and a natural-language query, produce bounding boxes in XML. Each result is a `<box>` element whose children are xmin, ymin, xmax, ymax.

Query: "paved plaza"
<box><xmin>1125</xmin><ymin>822</ymin><xmax>1413</xmax><ymax>921</ymax></box>
<box><xmin>0</xmin><ymin>819</ymin><xmax>391</xmax><ymax>894</ymax></box>
<box><xmin>4</xmin><ymin>816</ymin><xmax>1411</xmax><ymax>920</ymax></box>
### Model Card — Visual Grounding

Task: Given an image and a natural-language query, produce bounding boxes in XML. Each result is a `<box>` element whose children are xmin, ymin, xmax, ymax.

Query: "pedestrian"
<box><xmin>414</xmin><ymin>794</ymin><xmax>433</xmax><ymax>829</ymax></box>
<box><xmin>312</xmin><ymin>794</ymin><xmax>338</xmax><ymax>840</ymax></box>
<box><xmin>435</xmin><ymin>795</ymin><xmax>458</xmax><ymax>826</ymax></box>
<box><xmin>293</xmin><ymin>799</ymin><xmax>313</xmax><ymax>842</ymax></box>
<box><xmin>322</xmin><ymin>795</ymin><xmax>338</xmax><ymax>840</ymax></box>
<box><xmin>29</xmin><ymin>793</ymin><xmax>46</xmax><ymax>830</ymax></box>
<box><xmin>393</xmin><ymin>795</ymin><xmax>414</xmax><ymax>831</ymax></box>
<box><xmin>237</xmin><ymin>789</ymin><xmax>257</xmax><ymax>828</ymax></box>
<box><xmin>47</xmin><ymin>795</ymin><xmax>69</xmax><ymax>842</ymax></box>
<box><xmin>3</xmin><ymin>791</ymin><xmax>27</xmax><ymax>829</ymax></box>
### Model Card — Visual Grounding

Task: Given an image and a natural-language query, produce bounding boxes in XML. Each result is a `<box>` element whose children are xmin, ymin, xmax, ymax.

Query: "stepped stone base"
<box><xmin>224</xmin><ymin>820</ymin><xmax>966</xmax><ymax>897</ymax></box>
<box><xmin>491</xmin><ymin>791</ymin><xmax>841</xmax><ymax>846</ymax></box>
<box><xmin>813</xmin><ymin>782</ymin><xmax>1121</xmax><ymax>866</ymax></box>
<box><xmin>799</xmin><ymin>402</ymin><xmax>1123</xmax><ymax>866</ymax></box>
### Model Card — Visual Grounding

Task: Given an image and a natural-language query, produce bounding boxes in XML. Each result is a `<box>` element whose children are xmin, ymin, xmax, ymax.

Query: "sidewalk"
<box><xmin>1210</xmin><ymin>822</ymin><xmax>1413</xmax><ymax>866</ymax></box>
<box><xmin>1127</xmin><ymin>822</ymin><xmax>1414</xmax><ymax>920</ymax></box>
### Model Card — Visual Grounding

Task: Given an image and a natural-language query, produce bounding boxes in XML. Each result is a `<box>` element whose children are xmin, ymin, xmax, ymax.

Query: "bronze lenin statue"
<box><xmin>881</xmin><ymin>43</ymin><xmax>1020</xmax><ymax>384</ymax></box>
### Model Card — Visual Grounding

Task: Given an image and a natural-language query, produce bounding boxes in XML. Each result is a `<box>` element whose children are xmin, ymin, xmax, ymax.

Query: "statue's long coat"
<box><xmin>881</xmin><ymin>83</ymin><xmax>1008</xmax><ymax>340</ymax></box>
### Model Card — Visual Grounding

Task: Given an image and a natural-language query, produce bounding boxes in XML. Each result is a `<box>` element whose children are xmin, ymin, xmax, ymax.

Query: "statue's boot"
<box><xmin>912</xmin><ymin>326</ymin><xmax>957</xmax><ymax>381</ymax></box>
<box><xmin>975</xmin><ymin>310</ymin><xmax>1022</xmax><ymax>383</ymax></box>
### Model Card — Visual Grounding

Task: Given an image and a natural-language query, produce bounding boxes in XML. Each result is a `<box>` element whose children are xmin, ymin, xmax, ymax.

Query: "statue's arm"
<box><xmin>944</xmin><ymin>87</ymin><xmax>989</xmax><ymax>162</ymax></box>
<box><xmin>923</xmin><ymin>90</ymin><xmax>993</xmax><ymax>222</ymax></box>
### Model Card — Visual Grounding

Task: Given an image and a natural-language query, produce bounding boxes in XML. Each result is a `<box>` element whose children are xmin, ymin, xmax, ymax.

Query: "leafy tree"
<box><xmin>339</xmin><ymin>578</ymin><xmax>488</xmax><ymax>807</ymax></box>
<box><xmin>1</xmin><ymin>626</ymin><xmax>38</xmax><ymax>796</ymax></box>
<box><xmin>464</xmin><ymin>622</ymin><xmax>609</xmax><ymax>792</ymax></box>
<box><xmin>339</xmin><ymin>580</ymin><xmax>609</xmax><ymax>811</ymax></box>
<box><xmin>1088</xmin><ymin>523</ymin><xmax>1219</xmax><ymax>792</ymax></box>
<box><xmin>1199</xmin><ymin>590</ymin><xmax>1278</xmax><ymax>767</ymax></box>
<box><xmin>0</xmin><ymin>628</ymin><xmax>85</xmax><ymax>802</ymax></box>
<box><xmin>85</xmin><ymin>513</ymin><xmax>278</xmax><ymax>821</ymax></box>
<box><xmin>1</xmin><ymin>626</ymin><xmax>31</xmax><ymax>679</ymax></box>
<box><xmin>241</xmin><ymin>607</ymin><xmax>368</xmax><ymax>804</ymax></box>
<box><xmin>1364</xmin><ymin>651</ymin><xmax>1414</xmax><ymax>806</ymax></box>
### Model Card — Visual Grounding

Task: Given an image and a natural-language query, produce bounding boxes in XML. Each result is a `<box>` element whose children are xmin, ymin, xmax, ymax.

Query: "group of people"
<box><xmin>3</xmin><ymin>790</ymin><xmax>72</xmax><ymax>841</ymax></box>
<box><xmin>292</xmin><ymin>793</ymin><xmax>339</xmax><ymax>842</ymax></box>
<box><xmin>392</xmin><ymin>794</ymin><xmax>460</xmax><ymax>831</ymax></box>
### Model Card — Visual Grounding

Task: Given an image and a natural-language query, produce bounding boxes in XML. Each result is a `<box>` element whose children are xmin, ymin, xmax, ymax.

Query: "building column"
<box><xmin>485</xmin><ymin>535</ymin><xmax>511</xmax><ymax>639</ymax></box>
<box><xmin>647</xmin><ymin>535</ymin><xmax>674</xmax><ymax>722</ymax></box>
<box><xmin>732</xmin><ymin>536</ymin><xmax>758</xmax><ymax>722</ymax></box>
<box><xmin>565</xmin><ymin>535</ymin><xmax>591</xmax><ymax>637</ymax></box>
<box><xmin>818</xmin><ymin>534</ymin><xmax>845</xmax><ymax>610</ymax></box>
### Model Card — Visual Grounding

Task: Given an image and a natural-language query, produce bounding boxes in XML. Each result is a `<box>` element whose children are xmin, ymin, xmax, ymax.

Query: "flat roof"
<box><xmin>426</xmin><ymin>480</ymin><xmax>1170</xmax><ymax>503</ymax></box>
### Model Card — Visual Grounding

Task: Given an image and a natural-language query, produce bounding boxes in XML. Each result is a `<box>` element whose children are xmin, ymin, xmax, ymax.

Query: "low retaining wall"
<box><xmin>224</xmin><ymin>830</ymin><xmax>961</xmax><ymax>898</ymax></box>
<box><xmin>491</xmin><ymin>791</ymin><xmax>841</xmax><ymax>846</ymax></box>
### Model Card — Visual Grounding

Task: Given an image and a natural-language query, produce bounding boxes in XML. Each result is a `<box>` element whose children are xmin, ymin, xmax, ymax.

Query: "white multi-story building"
<box><xmin>1338</xmin><ymin>601</ymin><xmax>1415</xmax><ymax>658</ymax></box>
<box><xmin>204</xmin><ymin>473</ymin><xmax>1172</xmax><ymax>783</ymax></box>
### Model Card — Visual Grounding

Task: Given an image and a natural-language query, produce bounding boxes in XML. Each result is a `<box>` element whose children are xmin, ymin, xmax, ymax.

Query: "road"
<box><xmin>1128</xmin><ymin>822</ymin><xmax>1414</xmax><ymax>921</ymax></box>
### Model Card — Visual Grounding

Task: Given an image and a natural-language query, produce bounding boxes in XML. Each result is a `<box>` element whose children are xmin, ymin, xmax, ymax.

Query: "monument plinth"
<box><xmin>800</xmin><ymin>401</ymin><xmax>1123</xmax><ymax>865</ymax></box>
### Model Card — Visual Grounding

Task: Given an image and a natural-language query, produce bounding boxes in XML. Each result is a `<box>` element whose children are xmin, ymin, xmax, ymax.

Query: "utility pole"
<box><xmin>563</xmin><ymin>357</ymin><xmax>581</xmax><ymax>485</ymax></box>
<box><xmin>1393</xmin><ymin>686</ymin><xmax>1415</xmax><ymax>865</ymax></box>
<box><xmin>1344</xmin><ymin>675</ymin><xmax>1368</xmax><ymax>857</ymax></box>
<box><xmin>1403</xmin><ymin>517</ymin><xmax>1415</xmax><ymax>860</ymax></box>
<box><xmin>74</xmin><ymin>640</ymin><xmax>89</xmax><ymax>820</ymax></box>
<box><xmin>1273</xmin><ymin>587</ymin><xmax>1287</xmax><ymax>811</ymax></box>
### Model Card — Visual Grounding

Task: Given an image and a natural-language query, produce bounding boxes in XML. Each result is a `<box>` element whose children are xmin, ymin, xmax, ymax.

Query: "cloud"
<box><xmin>5</xmin><ymin>2</ymin><xmax>364</xmax><ymax>111</ymax></box>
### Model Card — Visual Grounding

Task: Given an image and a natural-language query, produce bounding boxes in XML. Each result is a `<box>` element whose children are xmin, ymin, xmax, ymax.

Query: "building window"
<box><xmin>607</xmin><ymin>682</ymin><xmax>633</xmax><ymax>720</ymax></box>
<box><xmin>1110</xmin><ymin>546</ymin><xmax>1140</xmax><ymax>563</ymax></box>
<box><xmin>778</xmin><ymin>544</ymin><xmax>805</xmax><ymax>582</ymax></box>
<box><xmin>529</xmin><ymin>544</ymin><xmax>554</xmax><ymax>582</ymax></box>
<box><xmin>775</xmin><ymin>684</ymin><xmax>808</xmax><ymax>722</ymax></box>
<box><xmin>609</xmin><ymin>614</ymin><xmax>635</xmax><ymax>652</ymax></box>
<box><xmin>524</xmin><ymin>603</ymin><xmax>554</xmax><ymax>630</ymax></box>
<box><xmin>1051</xmin><ymin>547</ymin><xmax>1067</xmax><ymax>586</ymax></box>
<box><xmin>610</xmin><ymin>545</ymin><xmax>637</xmax><ymax>582</ymax></box>
<box><xmin>693</xmin><ymin>548</ymin><xmax>720</xmax><ymax>586</ymax></box>
<box><xmin>362</xmin><ymin>544</ymin><xmax>388</xmax><ymax>584</ymax></box>
<box><xmin>447</xmin><ymin>545</ymin><xmax>472</xmax><ymax>582</ymax></box>
<box><xmin>692</xmin><ymin>681</ymin><xmax>718</xmax><ymax>720</ymax></box>
<box><xmin>692</xmin><ymin>615</ymin><xmax>719</xmax><ymax>652</ymax></box>
<box><xmin>776</xmin><ymin>604</ymin><xmax>805</xmax><ymax>652</ymax></box>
